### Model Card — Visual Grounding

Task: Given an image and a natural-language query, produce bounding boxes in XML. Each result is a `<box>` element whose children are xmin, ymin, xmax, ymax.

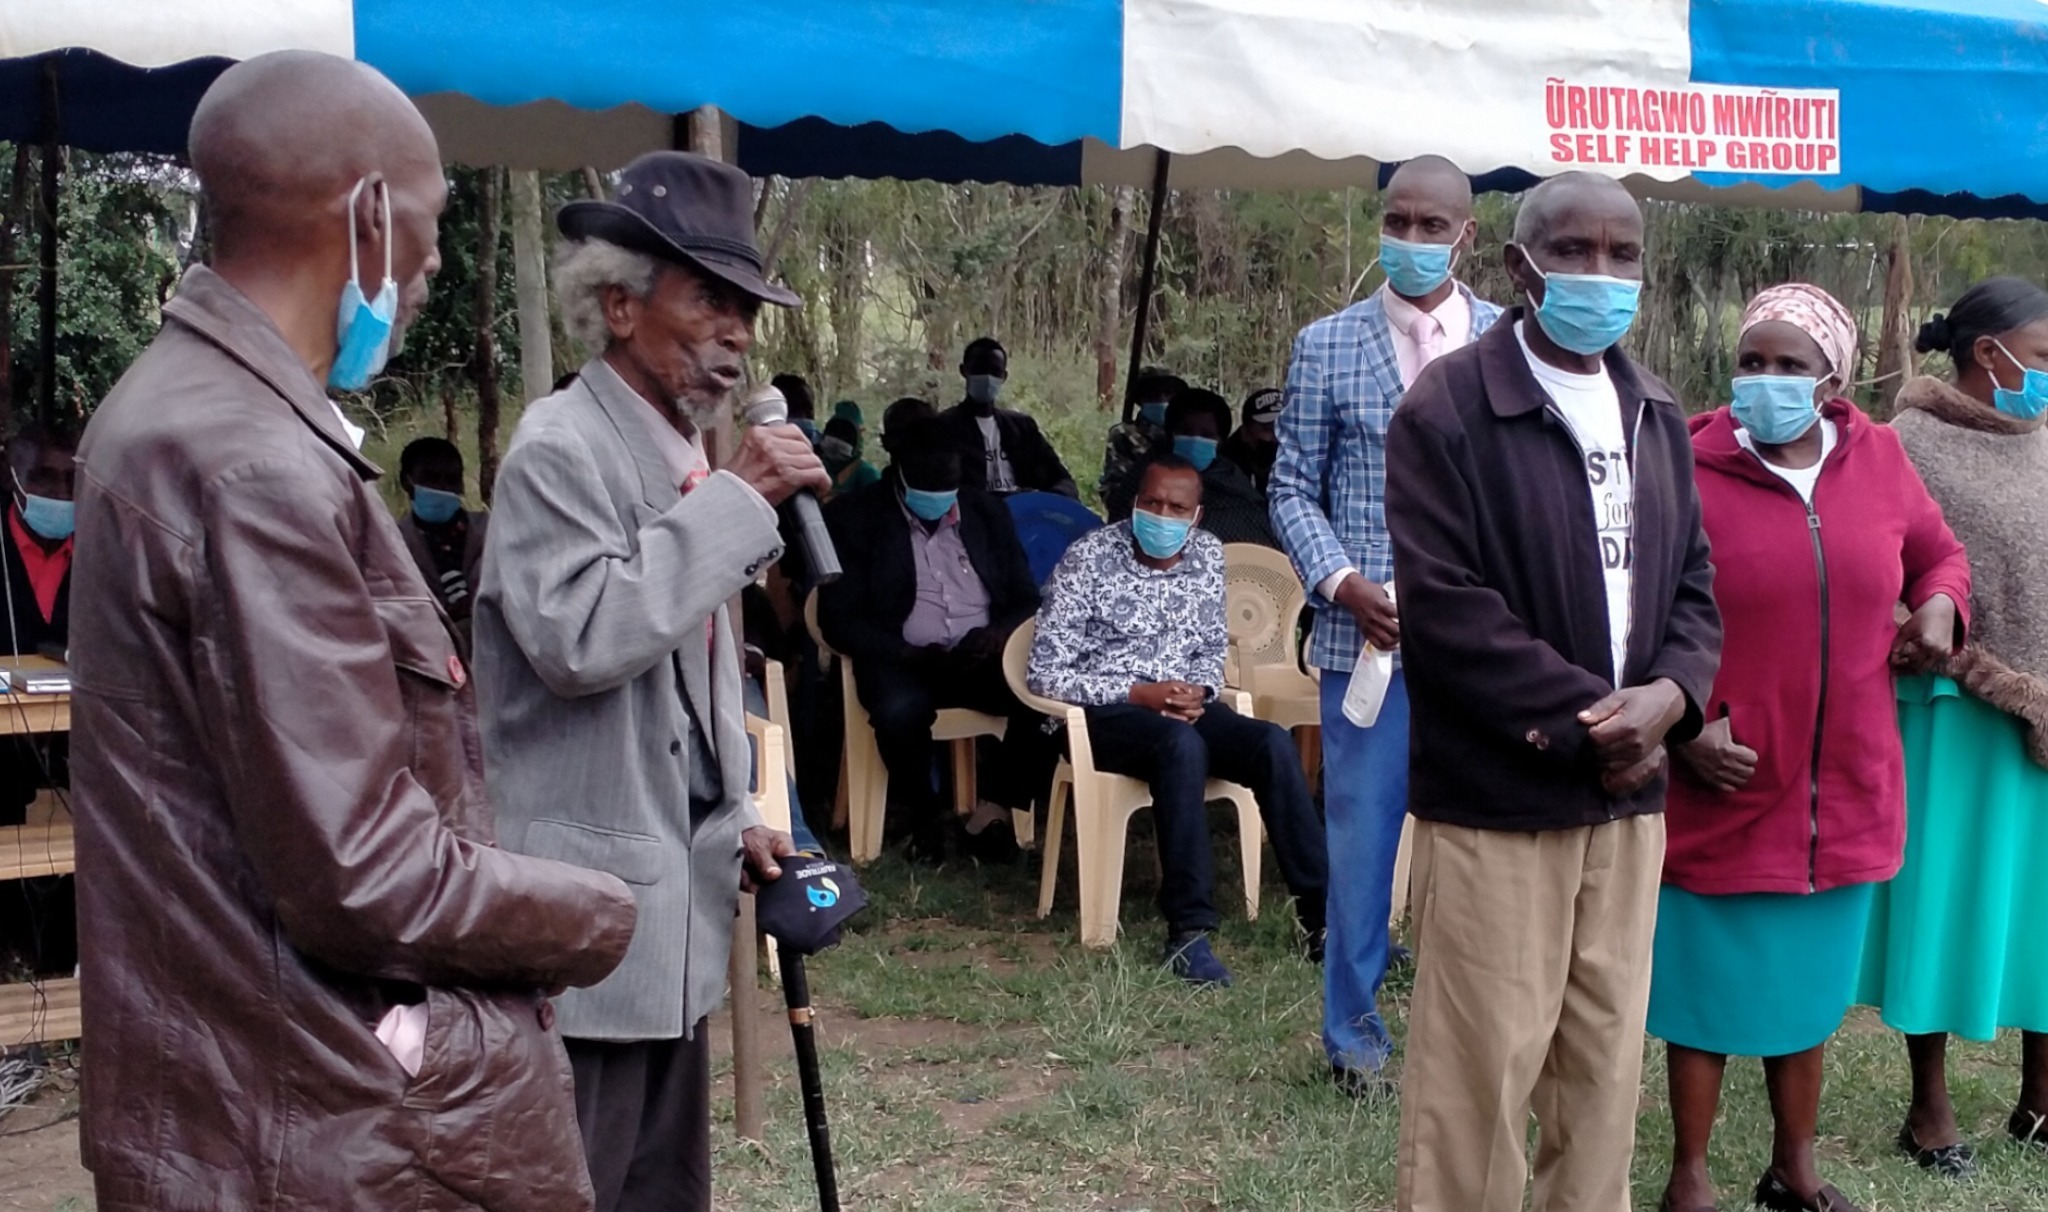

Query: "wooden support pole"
<box><xmin>508</xmin><ymin>170</ymin><xmax>553</xmax><ymax>401</ymax></box>
<box><xmin>0</xmin><ymin>142</ymin><xmax>32</xmax><ymax>431</ymax></box>
<box><xmin>38</xmin><ymin>60</ymin><xmax>61</xmax><ymax>428</ymax></box>
<box><xmin>1873</xmin><ymin>213</ymin><xmax>1915</xmax><ymax>417</ymax></box>
<box><xmin>728</xmin><ymin>893</ymin><xmax>765</xmax><ymax>1142</ymax></box>
<box><xmin>471</xmin><ymin>168</ymin><xmax>504</xmax><ymax>502</ymax></box>
<box><xmin>1120</xmin><ymin>149</ymin><xmax>1172</xmax><ymax>420</ymax></box>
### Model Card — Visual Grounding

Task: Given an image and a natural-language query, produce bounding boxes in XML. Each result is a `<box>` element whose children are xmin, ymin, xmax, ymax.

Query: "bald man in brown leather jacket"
<box><xmin>69</xmin><ymin>52</ymin><xmax>636</xmax><ymax>1212</ymax></box>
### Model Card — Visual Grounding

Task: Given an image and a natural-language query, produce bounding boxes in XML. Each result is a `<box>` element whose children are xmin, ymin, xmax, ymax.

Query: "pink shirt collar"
<box><xmin>1381</xmin><ymin>284</ymin><xmax>1474</xmax><ymax>388</ymax></box>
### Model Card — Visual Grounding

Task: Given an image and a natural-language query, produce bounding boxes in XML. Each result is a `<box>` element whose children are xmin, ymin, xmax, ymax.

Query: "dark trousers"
<box><xmin>1082</xmin><ymin>701</ymin><xmax>1328</xmax><ymax>935</ymax></box>
<box><xmin>0</xmin><ymin>735</ymin><xmax>72</xmax><ymax>975</ymax></box>
<box><xmin>854</xmin><ymin>650</ymin><xmax>1047</xmax><ymax>829</ymax></box>
<box><xmin>567</xmin><ymin>1027</ymin><xmax>712</xmax><ymax>1212</ymax></box>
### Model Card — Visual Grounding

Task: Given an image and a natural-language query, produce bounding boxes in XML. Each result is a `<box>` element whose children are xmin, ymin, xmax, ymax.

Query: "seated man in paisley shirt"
<box><xmin>1029</xmin><ymin>454</ymin><xmax>1328</xmax><ymax>986</ymax></box>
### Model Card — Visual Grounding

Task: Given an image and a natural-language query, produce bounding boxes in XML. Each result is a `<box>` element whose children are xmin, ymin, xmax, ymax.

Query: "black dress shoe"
<box><xmin>1752</xmin><ymin>1171</ymin><xmax>1864</xmax><ymax>1212</ymax></box>
<box><xmin>1331</xmin><ymin>1064</ymin><xmax>1395</xmax><ymax>1104</ymax></box>
<box><xmin>1657</xmin><ymin>1193</ymin><xmax>1721</xmax><ymax>1212</ymax></box>
<box><xmin>2010</xmin><ymin>1106</ymin><xmax>2048</xmax><ymax>1150</ymax></box>
<box><xmin>961</xmin><ymin>817</ymin><xmax>1020</xmax><ymax>865</ymax></box>
<box><xmin>904</xmin><ymin>826</ymin><xmax>949</xmax><ymax>866</ymax></box>
<box><xmin>1896</xmin><ymin>1123</ymin><xmax>1977</xmax><ymax>1178</ymax></box>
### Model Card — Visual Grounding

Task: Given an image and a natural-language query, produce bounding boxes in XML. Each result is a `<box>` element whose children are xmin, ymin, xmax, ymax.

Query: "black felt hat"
<box><xmin>558</xmin><ymin>151</ymin><xmax>801</xmax><ymax>308</ymax></box>
<box><xmin>755</xmin><ymin>856</ymin><xmax>868</xmax><ymax>956</ymax></box>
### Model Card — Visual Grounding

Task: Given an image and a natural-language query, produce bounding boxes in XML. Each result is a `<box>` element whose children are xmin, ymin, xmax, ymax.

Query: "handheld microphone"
<box><xmin>743</xmin><ymin>385</ymin><xmax>842</xmax><ymax>586</ymax></box>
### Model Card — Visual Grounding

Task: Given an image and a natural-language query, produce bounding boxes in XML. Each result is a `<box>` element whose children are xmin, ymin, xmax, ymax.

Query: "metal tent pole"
<box><xmin>1120</xmin><ymin>149</ymin><xmax>1172</xmax><ymax>420</ymax></box>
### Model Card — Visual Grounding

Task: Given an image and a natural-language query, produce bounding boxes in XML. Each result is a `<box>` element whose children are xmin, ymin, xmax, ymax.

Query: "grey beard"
<box><xmin>678</xmin><ymin>393</ymin><xmax>728</xmax><ymax>434</ymax></box>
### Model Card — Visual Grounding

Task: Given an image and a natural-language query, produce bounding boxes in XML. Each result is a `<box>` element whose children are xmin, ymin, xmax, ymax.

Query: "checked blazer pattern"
<box><xmin>1270</xmin><ymin>285</ymin><xmax>1504</xmax><ymax>671</ymax></box>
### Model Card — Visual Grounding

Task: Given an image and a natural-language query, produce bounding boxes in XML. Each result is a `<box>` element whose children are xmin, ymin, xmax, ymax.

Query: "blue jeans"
<box><xmin>1320</xmin><ymin>667</ymin><xmax>1410</xmax><ymax>1072</ymax></box>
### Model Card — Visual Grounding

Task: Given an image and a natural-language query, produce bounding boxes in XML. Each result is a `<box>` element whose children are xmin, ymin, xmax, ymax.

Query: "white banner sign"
<box><xmin>1542</xmin><ymin>79</ymin><xmax>1842</xmax><ymax>177</ymax></box>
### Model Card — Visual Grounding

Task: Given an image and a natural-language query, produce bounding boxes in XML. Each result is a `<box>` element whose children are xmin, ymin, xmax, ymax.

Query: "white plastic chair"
<box><xmin>1221</xmin><ymin>543</ymin><xmax>1320</xmax><ymax>733</ymax></box>
<box><xmin>1004</xmin><ymin>621</ymin><xmax>1264</xmax><ymax>949</ymax></box>
<box><xmin>804</xmin><ymin>592</ymin><xmax>1021</xmax><ymax>863</ymax></box>
<box><xmin>1219</xmin><ymin>545</ymin><xmax>1414</xmax><ymax>930</ymax></box>
<box><xmin>743</xmin><ymin>702</ymin><xmax>792</xmax><ymax>982</ymax></box>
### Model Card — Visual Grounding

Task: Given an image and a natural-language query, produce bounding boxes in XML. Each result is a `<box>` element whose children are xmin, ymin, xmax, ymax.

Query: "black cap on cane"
<box><xmin>757</xmin><ymin>856</ymin><xmax>868</xmax><ymax>957</ymax></box>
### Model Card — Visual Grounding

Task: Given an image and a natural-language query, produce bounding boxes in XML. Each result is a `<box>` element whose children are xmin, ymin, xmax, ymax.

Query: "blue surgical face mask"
<box><xmin>411</xmin><ymin>485</ymin><xmax>463</xmax><ymax>526</ymax></box>
<box><xmin>902</xmin><ymin>485</ymin><xmax>958</xmax><ymax>522</ymax></box>
<box><xmin>819</xmin><ymin>435</ymin><xmax>856</xmax><ymax>468</ymax></box>
<box><xmin>331</xmin><ymin>177</ymin><xmax>398</xmax><ymax>392</ymax></box>
<box><xmin>1173</xmin><ymin>435</ymin><xmax>1219</xmax><ymax>471</ymax></box>
<box><xmin>1379</xmin><ymin>233</ymin><xmax>1458</xmax><ymax>298</ymax></box>
<box><xmin>1730</xmin><ymin>374</ymin><xmax>1823</xmax><ymax>446</ymax></box>
<box><xmin>1993</xmin><ymin>341</ymin><xmax>2048</xmax><ymax>420</ymax></box>
<box><xmin>965</xmin><ymin>374</ymin><xmax>1003</xmax><ymax>408</ymax></box>
<box><xmin>1131</xmin><ymin>509</ymin><xmax>1196</xmax><ymax>559</ymax></box>
<box><xmin>18</xmin><ymin>495</ymin><xmax>73</xmax><ymax>543</ymax></box>
<box><xmin>793</xmin><ymin>418</ymin><xmax>821</xmax><ymax>443</ymax></box>
<box><xmin>1138</xmin><ymin>401</ymin><xmax>1169</xmax><ymax>429</ymax></box>
<box><xmin>1516</xmin><ymin>245</ymin><xmax>1642</xmax><ymax>356</ymax></box>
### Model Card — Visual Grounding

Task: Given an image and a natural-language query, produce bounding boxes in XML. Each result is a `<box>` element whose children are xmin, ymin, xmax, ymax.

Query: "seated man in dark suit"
<box><xmin>939</xmin><ymin>337</ymin><xmax>1078</xmax><ymax>498</ymax></box>
<box><xmin>0</xmin><ymin>425</ymin><xmax>76</xmax><ymax>975</ymax></box>
<box><xmin>821</xmin><ymin>417</ymin><xmax>1045</xmax><ymax>862</ymax></box>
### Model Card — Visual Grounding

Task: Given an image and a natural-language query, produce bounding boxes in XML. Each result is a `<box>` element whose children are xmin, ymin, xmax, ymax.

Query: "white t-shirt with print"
<box><xmin>976</xmin><ymin>413</ymin><xmax>1017</xmax><ymax>492</ymax></box>
<box><xmin>1517</xmin><ymin>322</ymin><xmax>1632</xmax><ymax>683</ymax></box>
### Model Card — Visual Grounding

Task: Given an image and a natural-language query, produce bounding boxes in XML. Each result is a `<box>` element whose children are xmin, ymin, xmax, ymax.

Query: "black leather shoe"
<box><xmin>961</xmin><ymin>818</ymin><xmax>1019</xmax><ymax>865</ymax></box>
<box><xmin>1331</xmin><ymin>1064</ymin><xmax>1395</xmax><ymax>1104</ymax></box>
<box><xmin>1752</xmin><ymin>1171</ymin><xmax>1864</xmax><ymax>1212</ymax></box>
<box><xmin>2009</xmin><ymin>1106</ymin><xmax>2048</xmax><ymax>1150</ymax></box>
<box><xmin>1896</xmin><ymin>1123</ymin><xmax>1976</xmax><ymax>1179</ymax></box>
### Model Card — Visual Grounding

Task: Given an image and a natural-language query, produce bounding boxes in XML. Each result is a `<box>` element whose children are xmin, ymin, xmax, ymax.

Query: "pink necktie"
<box><xmin>1413</xmin><ymin>313</ymin><xmax>1446</xmax><ymax>368</ymax></box>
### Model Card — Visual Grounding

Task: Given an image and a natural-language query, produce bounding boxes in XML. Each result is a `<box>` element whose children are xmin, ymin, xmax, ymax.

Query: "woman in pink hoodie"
<box><xmin>1651</xmin><ymin>284</ymin><xmax>1971</xmax><ymax>1212</ymax></box>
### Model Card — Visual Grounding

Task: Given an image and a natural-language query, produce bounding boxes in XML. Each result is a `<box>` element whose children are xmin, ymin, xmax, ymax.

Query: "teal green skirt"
<box><xmin>1855</xmin><ymin>675</ymin><xmax>2048</xmax><ymax>1039</ymax></box>
<box><xmin>1649</xmin><ymin>883</ymin><xmax>1875</xmax><ymax>1056</ymax></box>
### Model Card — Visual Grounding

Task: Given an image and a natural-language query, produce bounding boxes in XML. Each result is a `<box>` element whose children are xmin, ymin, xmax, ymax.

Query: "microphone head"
<box><xmin>743</xmin><ymin>385</ymin><xmax>789</xmax><ymax>427</ymax></box>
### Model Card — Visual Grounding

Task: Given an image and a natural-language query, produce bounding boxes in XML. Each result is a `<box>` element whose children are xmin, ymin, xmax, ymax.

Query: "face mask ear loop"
<box><xmin>345</xmin><ymin>177</ymin><xmax>367</xmax><ymax>287</ymax></box>
<box><xmin>1995</xmin><ymin>339</ymin><xmax>2028</xmax><ymax>391</ymax></box>
<box><xmin>377</xmin><ymin>180</ymin><xmax>394</xmax><ymax>287</ymax></box>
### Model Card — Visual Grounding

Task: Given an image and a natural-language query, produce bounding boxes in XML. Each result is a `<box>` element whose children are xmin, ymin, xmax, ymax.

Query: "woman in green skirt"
<box><xmin>1654</xmin><ymin>284</ymin><xmax>1969</xmax><ymax>1212</ymax></box>
<box><xmin>1861</xmin><ymin>276</ymin><xmax>2048</xmax><ymax>1177</ymax></box>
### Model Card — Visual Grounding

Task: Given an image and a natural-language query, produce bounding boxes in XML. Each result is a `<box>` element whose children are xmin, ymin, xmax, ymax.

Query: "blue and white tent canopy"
<box><xmin>5</xmin><ymin>0</ymin><xmax>2048</xmax><ymax>216</ymax></box>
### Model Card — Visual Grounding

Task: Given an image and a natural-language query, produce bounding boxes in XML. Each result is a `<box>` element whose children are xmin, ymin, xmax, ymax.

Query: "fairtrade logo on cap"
<box><xmin>759</xmin><ymin>859</ymin><xmax>868</xmax><ymax>958</ymax></box>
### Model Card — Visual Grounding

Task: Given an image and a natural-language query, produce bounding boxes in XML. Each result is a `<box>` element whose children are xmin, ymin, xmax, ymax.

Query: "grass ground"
<box><xmin>4</xmin><ymin>817</ymin><xmax>2043</xmax><ymax>1211</ymax></box>
<box><xmin>707</xmin><ymin>817</ymin><xmax>2048</xmax><ymax>1212</ymax></box>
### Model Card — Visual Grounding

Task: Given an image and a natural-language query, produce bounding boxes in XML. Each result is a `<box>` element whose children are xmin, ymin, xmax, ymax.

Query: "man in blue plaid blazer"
<box><xmin>1270</xmin><ymin>158</ymin><xmax>1504</xmax><ymax>1093</ymax></box>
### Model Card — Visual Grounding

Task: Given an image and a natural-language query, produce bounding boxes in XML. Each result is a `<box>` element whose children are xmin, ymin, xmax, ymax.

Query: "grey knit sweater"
<box><xmin>1894</xmin><ymin>375</ymin><xmax>2048</xmax><ymax>763</ymax></box>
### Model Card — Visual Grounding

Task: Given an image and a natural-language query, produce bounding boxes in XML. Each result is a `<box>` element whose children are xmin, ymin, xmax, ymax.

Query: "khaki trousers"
<box><xmin>1396</xmin><ymin>813</ymin><xmax>1664</xmax><ymax>1212</ymax></box>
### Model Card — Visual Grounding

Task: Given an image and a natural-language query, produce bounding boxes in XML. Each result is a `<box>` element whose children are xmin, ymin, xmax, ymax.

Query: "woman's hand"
<box><xmin>1891</xmin><ymin>594</ymin><xmax>1959</xmax><ymax>674</ymax></box>
<box><xmin>1675</xmin><ymin>717</ymin><xmax>1758</xmax><ymax>793</ymax></box>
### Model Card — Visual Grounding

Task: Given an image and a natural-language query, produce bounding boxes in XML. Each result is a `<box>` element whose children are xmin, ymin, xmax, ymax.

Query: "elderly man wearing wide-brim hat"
<box><xmin>474</xmin><ymin>151</ymin><xmax>828</xmax><ymax>1212</ymax></box>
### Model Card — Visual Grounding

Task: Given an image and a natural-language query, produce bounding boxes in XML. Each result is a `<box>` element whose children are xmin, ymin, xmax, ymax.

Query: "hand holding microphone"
<box><xmin>739</xmin><ymin>385</ymin><xmax>840</xmax><ymax>584</ymax></box>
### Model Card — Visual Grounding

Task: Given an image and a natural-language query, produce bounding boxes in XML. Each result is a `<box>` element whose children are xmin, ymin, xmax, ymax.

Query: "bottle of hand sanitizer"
<box><xmin>1341</xmin><ymin>584</ymin><xmax>1396</xmax><ymax>728</ymax></box>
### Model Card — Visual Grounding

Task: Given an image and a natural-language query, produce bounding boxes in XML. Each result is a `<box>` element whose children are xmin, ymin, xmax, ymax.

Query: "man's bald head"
<box><xmin>190</xmin><ymin>52</ymin><xmax>447</xmax><ymax>371</ymax></box>
<box><xmin>1385</xmin><ymin>156</ymin><xmax>1473</xmax><ymax>216</ymax></box>
<box><xmin>193</xmin><ymin>53</ymin><xmax>436</xmax><ymax>254</ymax></box>
<box><xmin>1511</xmin><ymin>171</ymin><xmax>1638</xmax><ymax>247</ymax></box>
<box><xmin>1381</xmin><ymin>156</ymin><xmax>1476</xmax><ymax>299</ymax></box>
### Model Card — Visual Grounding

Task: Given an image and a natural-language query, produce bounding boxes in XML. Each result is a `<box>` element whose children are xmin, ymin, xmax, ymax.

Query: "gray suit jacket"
<box><xmin>475</xmin><ymin>358</ymin><xmax>784</xmax><ymax>1041</ymax></box>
